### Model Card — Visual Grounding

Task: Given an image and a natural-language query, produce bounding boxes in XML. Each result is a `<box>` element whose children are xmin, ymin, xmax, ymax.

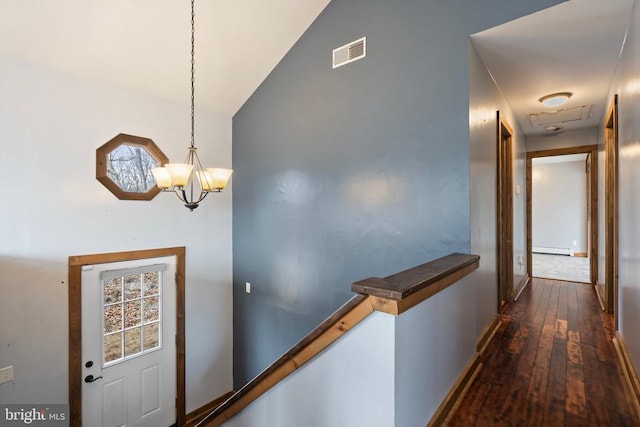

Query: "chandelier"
<box><xmin>151</xmin><ymin>0</ymin><xmax>232</xmax><ymax>211</ymax></box>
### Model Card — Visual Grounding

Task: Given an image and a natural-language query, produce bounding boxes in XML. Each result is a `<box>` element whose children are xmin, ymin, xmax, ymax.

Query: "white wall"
<box><xmin>608</xmin><ymin>0</ymin><xmax>640</xmax><ymax>368</ymax></box>
<box><xmin>532</xmin><ymin>160</ymin><xmax>588</xmax><ymax>253</ymax></box>
<box><xmin>223</xmin><ymin>311</ymin><xmax>396</xmax><ymax>427</ymax></box>
<box><xmin>526</xmin><ymin>127</ymin><xmax>598</xmax><ymax>152</ymax></box>
<box><xmin>395</xmin><ymin>274</ymin><xmax>478</xmax><ymax>425</ymax></box>
<box><xmin>468</xmin><ymin>41</ymin><xmax>525</xmax><ymax>319</ymax></box>
<box><xmin>0</xmin><ymin>55</ymin><xmax>233</xmax><ymax>412</ymax></box>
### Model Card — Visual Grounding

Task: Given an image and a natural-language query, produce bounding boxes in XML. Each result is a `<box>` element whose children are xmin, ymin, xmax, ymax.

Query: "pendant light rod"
<box><xmin>151</xmin><ymin>0</ymin><xmax>233</xmax><ymax>211</ymax></box>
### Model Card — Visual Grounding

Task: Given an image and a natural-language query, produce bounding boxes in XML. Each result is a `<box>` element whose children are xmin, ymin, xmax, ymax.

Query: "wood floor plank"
<box><xmin>448</xmin><ymin>279</ymin><xmax>640</xmax><ymax>427</ymax></box>
<box><xmin>565</xmin><ymin>330</ymin><xmax>587</xmax><ymax>425</ymax></box>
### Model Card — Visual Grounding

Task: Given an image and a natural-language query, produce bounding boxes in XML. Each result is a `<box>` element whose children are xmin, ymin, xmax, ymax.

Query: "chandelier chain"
<box><xmin>190</xmin><ymin>0</ymin><xmax>195</xmax><ymax>149</ymax></box>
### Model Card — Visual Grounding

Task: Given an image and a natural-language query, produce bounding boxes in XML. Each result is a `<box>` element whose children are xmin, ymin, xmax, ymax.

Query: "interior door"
<box><xmin>81</xmin><ymin>256</ymin><xmax>176</xmax><ymax>427</ymax></box>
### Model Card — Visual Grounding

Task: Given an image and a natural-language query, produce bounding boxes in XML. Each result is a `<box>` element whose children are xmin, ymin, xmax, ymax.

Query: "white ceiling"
<box><xmin>471</xmin><ymin>0</ymin><xmax>634</xmax><ymax>135</ymax></box>
<box><xmin>0</xmin><ymin>0</ymin><xmax>330</xmax><ymax>117</ymax></box>
<box><xmin>1</xmin><ymin>0</ymin><xmax>633</xmax><ymax>129</ymax></box>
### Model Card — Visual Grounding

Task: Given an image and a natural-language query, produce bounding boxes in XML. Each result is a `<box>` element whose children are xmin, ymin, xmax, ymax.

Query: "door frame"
<box><xmin>68</xmin><ymin>247</ymin><xmax>186</xmax><ymax>427</ymax></box>
<box><xmin>497</xmin><ymin>112</ymin><xmax>514</xmax><ymax>311</ymax></box>
<box><xmin>604</xmin><ymin>94</ymin><xmax>619</xmax><ymax>323</ymax></box>
<box><xmin>526</xmin><ymin>145</ymin><xmax>598</xmax><ymax>286</ymax></box>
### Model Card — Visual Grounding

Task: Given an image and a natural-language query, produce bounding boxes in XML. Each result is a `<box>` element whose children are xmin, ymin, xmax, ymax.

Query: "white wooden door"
<box><xmin>81</xmin><ymin>256</ymin><xmax>176</xmax><ymax>427</ymax></box>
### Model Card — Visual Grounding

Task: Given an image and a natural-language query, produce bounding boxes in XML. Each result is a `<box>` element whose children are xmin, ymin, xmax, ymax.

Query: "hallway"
<box><xmin>449</xmin><ymin>278</ymin><xmax>639</xmax><ymax>426</ymax></box>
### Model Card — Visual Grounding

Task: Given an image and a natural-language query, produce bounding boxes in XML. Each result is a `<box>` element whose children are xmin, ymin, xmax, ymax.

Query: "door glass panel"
<box><xmin>143</xmin><ymin>272</ymin><xmax>159</xmax><ymax>296</ymax></box>
<box><xmin>104</xmin><ymin>278</ymin><xmax>122</xmax><ymax>304</ymax></box>
<box><xmin>144</xmin><ymin>296</ymin><xmax>159</xmax><ymax>322</ymax></box>
<box><xmin>125</xmin><ymin>275</ymin><xmax>141</xmax><ymax>300</ymax></box>
<box><xmin>124</xmin><ymin>300</ymin><xmax>142</xmax><ymax>327</ymax></box>
<box><xmin>102</xmin><ymin>267</ymin><xmax>163</xmax><ymax>366</ymax></box>
<box><xmin>104</xmin><ymin>305</ymin><xmax>123</xmax><ymax>333</ymax></box>
<box><xmin>104</xmin><ymin>332</ymin><xmax>123</xmax><ymax>363</ymax></box>
<box><xmin>143</xmin><ymin>323</ymin><xmax>160</xmax><ymax>350</ymax></box>
<box><xmin>124</xmin><ymin>327</ymin><xmax>142</xmax><ymax>357</ymax></box>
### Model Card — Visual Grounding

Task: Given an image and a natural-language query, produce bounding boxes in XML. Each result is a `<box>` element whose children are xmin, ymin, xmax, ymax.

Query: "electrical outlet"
<box><xmin>0</xmin><ymin>366</ymin><xmax>14</xmax><ymax>385</ymax></box>
<box><xmin>245</xmin><ymin>282</ymin><xmax>251</xmax><ymax>294</ymax></box>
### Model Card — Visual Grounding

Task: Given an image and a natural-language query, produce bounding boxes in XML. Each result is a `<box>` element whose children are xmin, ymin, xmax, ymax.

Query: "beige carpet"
<box><xmin>532</xmin><ymin>253</ymin><xmax>590</xmax><ymax>283</ymax></box>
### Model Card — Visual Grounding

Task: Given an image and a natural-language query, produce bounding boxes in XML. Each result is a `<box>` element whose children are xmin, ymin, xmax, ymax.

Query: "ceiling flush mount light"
<box><xmin>151</xmin><ymin>0</ymin><xmax>232</xmax><ymax>211</ymax></box>
<box><xmin>539</xmin><ymin>92</ymin><xmax>572</xmax><ymax>108</ymax></box>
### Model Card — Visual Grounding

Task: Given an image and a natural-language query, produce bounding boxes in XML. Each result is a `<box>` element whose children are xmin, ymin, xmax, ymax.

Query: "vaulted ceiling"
<box><xmin>0</xmin><ymin>0</ymin><xmax>330</xmax><ymax>117</ymax></box>
<box><xmin>1</xmin><ymin>0</ymin><xmax>633</xmax><ymax>130</ymax></box>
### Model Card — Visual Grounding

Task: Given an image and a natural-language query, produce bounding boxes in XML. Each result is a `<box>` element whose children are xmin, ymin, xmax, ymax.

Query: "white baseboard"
<box><xmin>532</xmin><ymin>246</ymin><xmax>572</xmax><ymax>256</ymax></box>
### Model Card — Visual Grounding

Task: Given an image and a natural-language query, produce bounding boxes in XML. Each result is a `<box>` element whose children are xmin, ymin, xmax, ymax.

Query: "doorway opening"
<box><xmin>526</xmin><ymin>146</ymin><xmax>598</xmax><ymax>286</ymax></box>
<box><xmin>68</xmin><ymin>247</ymin><xmax>186</xmax><ymax>427</ymax></box>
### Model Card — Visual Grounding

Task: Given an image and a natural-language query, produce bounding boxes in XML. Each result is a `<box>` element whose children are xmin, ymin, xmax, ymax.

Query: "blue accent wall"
<box><xmin>232</xmin><ymin>0</ymin><xmax>562</xmax><ymax>387</ymax></box>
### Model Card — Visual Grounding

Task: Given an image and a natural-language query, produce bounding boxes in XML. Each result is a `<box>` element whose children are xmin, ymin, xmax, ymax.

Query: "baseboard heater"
<box><xmin>532</xmin><ymin>246</ymin><xmax>573</xmax><ymax>256</ymax></box>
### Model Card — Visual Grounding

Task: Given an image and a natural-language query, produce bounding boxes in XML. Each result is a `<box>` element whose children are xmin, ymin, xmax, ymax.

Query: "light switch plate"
<box><xmin>0</xmin><ymin>366</ymin><xmax>14</xmax><ymax>384</ymax></box>
<box><xmin>245</xmin><ymin>282</ymin><xmax>251</xmax><ymax>293</ymax></box>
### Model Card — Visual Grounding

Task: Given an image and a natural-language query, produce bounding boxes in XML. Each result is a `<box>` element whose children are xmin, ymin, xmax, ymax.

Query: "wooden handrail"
<box><xmin>198</xmin><ymin>252</ymin><xmax>480</xmax><ymax>425</ymax></box>
<box><xmin>197</xmin><ymin>294</ymin><xmax>375</xmax><ymax>426</ymax></box>
<box><xmin>352</xmin><ymin>252</ymin><xmax>480</xmax><ymax>315</ymax></box>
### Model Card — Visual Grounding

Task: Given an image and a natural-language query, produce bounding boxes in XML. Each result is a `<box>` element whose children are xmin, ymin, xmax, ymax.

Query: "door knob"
<box><xmin>84</xmin><ymin>374</ymin><xmax>103</xmax><ymax>383</ymax></box>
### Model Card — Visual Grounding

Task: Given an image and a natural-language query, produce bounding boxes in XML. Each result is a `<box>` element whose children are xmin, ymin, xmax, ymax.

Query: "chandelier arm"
<box><xmin>174</xmin><ymin>189</ymin><xmax>187</xmax><ymax>204</ymax></box>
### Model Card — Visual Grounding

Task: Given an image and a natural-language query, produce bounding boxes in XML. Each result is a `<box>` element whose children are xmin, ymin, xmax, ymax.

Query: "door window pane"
<box><xmin>104</xmin><ymin>278</ymin><xmax>122</xmax><ymax>304</ymax></box>
<box><xmin>124</xmin><ymin>327</ymin><xmax>142</xmax><ymax>357</ymax></box>
<box><xmin>143</xmin><ymin>323</ymin><xmax>160</xmax><ymax>351</ymax></box>
<box><xmin>124</xmin><ymin>275</ymin><xmax>141</xmax><ymax>300</ymax></box>
<box><xmin>143</xmin><ymin>296</ymin><xmax>159</xmax><ymax>322</ymax></box>
<box><xmin>143</xmin><ymin>272</ymin><xmax>159</xmax><ymax>296</ymax></box>
<box><xmin>104</xmin><ymin>304</ymin><xmax>123</xmax><ymax>333</ymax></box>
<box><xmin>124</xmin><ymin>300</ymin><xmax>142</xmax><ymax>328</ymax></box>
<box><xmin>104</xmin><ymin>332</ymin><xmax>122</xmax><ymax>363</ymax></box>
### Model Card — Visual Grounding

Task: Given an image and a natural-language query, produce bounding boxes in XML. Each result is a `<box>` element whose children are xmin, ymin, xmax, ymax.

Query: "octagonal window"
<box><xmin>97</xmin><ymin>134</ymin><xmax>169</xmax><ymax>201</ymax></box>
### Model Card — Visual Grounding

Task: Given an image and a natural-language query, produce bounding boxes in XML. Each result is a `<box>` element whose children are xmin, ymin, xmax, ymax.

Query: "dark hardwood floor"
<box><xmin>449</xmin><ymin>278</ymin><xmax>640</xmax><ymax>426</ymax></box>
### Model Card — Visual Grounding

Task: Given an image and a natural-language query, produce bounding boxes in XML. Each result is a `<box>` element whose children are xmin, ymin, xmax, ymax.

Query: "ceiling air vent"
<box><xmin>333</xmin><ymin>37</ymin><xmax>366</xmax><ymax>69</ymax></box>
<box><xmin>529</xmin><ymin>105</ymin><xmax>592</xmax><ymax>127</ymax></box>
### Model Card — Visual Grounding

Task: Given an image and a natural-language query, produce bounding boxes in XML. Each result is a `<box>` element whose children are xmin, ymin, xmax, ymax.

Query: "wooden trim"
<box><xmin>613</xmin><ymin>331</ymin><xmax>640</xmax><ymax>419</ymax></box>
<box><xmin>68</xmin><ymin>264</ymin><xmax>82</xmax><ymax>427</ymax></box>
<box><xmin>186</xmin><ymin>391</ymin><xmax>234</xmax><ymax>427</ymax></box>
<box><xmin>430</xmin><ymin>314</ymin><xmax>503</xmax><ymax>425</ymax></box>
<box><xmin>68</xmin><ymin>247</ymin><xmax>186</xmax><ymax>427</ymax></box>
<box><xmin>428</xmin><ymin>354</ymin><xmax>483</xmax><ymax>427</ymax></box>
<box><xmin>604</xmin><ymin>94</ymin><xmax>619</xmax><ymax>321</ymax></box>
<box><xmin>526</xmin><ymin>157</ymin><xmax>533</xmax><ymax>280</ymax></box>
<box><xmin>198</xmin><ymin>295</ymin><xmax>375</xmax><ymax>426</ymax></box>
<box><xmin>574</xmin><ymin>252</ymin><xmax>588</xmax><ymax>258</ymax></box>
<box><xmin>497</xmin><ymin>112</ymin><xmax>514</xmax><ymax>310</ymax></box>
<box><xmin>595</xmin><ymin>281</ymin><xmax>606</xmax><ymax>312</ymax></box>
<box><xmin>477</xmin><ymin>314</ymin><xmax>501</xmax><ymax>356</ymax></box>
<box><xmin>95</xmin><ymin>133</ymin><xmax>169</xmax><ymax>201</ymax></box>
<box><xmin>429</xmin><ymin>311</ymin><xmax>504</xmax><ymax>425</ymax></box>
<box><xmin>527</xmin><ymin>145</ymin><xmax>599</xmax><ymax>158</ymax></box>
<box><xmin>513</xmin><ymin>274</ymin><xmax>530</xmax><ymax>302</ymax></box>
